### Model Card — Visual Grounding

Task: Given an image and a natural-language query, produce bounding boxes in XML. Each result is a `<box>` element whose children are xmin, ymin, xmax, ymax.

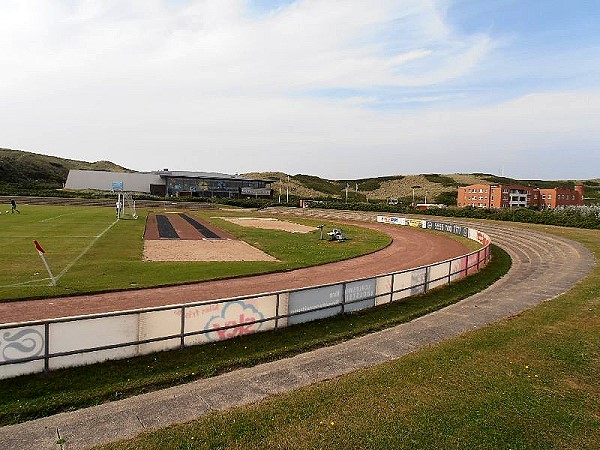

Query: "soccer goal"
<box><xmin>117</xmin><ymin>192</ymin><xmax>138</xmax><ymax>219</ymax></box>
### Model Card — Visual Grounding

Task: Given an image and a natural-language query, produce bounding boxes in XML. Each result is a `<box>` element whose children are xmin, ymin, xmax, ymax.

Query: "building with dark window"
<box><xmin>65</xmin><ymin>169</ymin><xmax>274</xmax><ymax>198</ymax></box>
<box><xmin>457</xmin><ymin>183</ymin><xmax>585</xmax><ymax>209</ymax></box>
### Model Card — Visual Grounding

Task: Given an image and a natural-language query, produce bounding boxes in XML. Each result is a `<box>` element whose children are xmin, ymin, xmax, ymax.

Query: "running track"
<box><xmin>0</xmin><ymin>215</ymin><xmax>468</xmax><ymax>324</ymax></box>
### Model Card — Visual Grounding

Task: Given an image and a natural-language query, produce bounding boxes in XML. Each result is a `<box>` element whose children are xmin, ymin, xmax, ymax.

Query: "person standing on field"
<box><xmin>10</xmin><ymin>199</ymin><xmax>20</xmax><ymax>214</ymax></box>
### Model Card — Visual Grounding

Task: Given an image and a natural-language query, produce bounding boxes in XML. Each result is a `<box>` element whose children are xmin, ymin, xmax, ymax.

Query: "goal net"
<box><xmin>117</xmin><ymin>192</ymin><xmax>138</xmax><ymax>219</ymax></box>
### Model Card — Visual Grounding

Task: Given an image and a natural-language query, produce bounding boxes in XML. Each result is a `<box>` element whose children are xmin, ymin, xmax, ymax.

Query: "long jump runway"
<box><xmin>145</xmin><ymin>213</ymin><xmax>229</xmax><ymax>240</ymax></box>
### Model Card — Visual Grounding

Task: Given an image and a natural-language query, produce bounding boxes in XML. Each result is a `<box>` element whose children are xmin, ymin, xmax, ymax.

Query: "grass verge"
<box><xmin>0</xmin><ymin>246</ymin><xmax>509</xmax><ymax>426</ymax></box>
<box><xmin>95</xmin><ymin>227</ymin><xmax>600</xmax><ymax>450</ymax></box>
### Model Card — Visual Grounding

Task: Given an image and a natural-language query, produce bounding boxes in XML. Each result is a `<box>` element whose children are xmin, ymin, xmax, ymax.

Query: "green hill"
<box><xmin>1</xmin><ymin>148</ymin><xmax>597</xmax><ymax>204</ymax></box>
<box><xmin>0</xmin><ymin>147</ymin><xmax>131</xmax><ymax>186</ymax></box>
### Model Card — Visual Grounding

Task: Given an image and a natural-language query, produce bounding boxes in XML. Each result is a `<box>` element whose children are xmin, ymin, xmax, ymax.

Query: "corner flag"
<box><xmin>34</xmin><ymin>240</ymin><xmax>45</xmax><ymax>254</ymax></box>
<box><xmin>33</xmin><ymin>240</ymin><xmax>56</xmax><ymax>286</ymax></box>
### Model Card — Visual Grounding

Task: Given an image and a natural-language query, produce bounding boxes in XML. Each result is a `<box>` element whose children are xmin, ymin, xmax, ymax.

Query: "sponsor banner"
<box><xmin>377</xmin><ymin>215</ymin><xmax>406</xmax><ymax>225</ymax></box>
<box><xmin>241</xmin><ymin>187</ymin><xmax>271</xmax><ymax>196</ymax></box>
<box><xmin>288</xmin><ymin>284</ymin><xmax>343</xmax><ymax>325</ymax></box>
<box><xmin>477</xmin><ymin>230</ymin><xmax>491</xmax><ymax>246</ymax></box>
<box><xmin>407</xmin><ymin>218</ymin><xmax>425</xmax><ymax>228</ymax></box>
<box><xmin>426</xmin><ymin>221</ymin><xmax>469</xmax><ymax>237</ymax></box>
<box><xmin>344</xmin><ymin>278</ymin><xmax>377</xmax><ymax>313</ymax></box>
<box><xmin>378</xmin><ymin>216</ymin><xmax>436</xmax><ymax>228</ymax></box>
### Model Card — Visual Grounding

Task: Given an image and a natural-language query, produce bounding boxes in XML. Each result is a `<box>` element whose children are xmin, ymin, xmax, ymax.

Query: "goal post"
<box><xmin>117</xmin><ymin>192</ymin><xmax>138</xmax><ymax>220</ymax></box>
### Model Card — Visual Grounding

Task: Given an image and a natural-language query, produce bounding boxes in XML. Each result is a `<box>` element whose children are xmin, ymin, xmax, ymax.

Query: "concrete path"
<box><xmin>0</xmin><ymin>211</ymin><xmax>595</xmax><ymax>449</ymax></box>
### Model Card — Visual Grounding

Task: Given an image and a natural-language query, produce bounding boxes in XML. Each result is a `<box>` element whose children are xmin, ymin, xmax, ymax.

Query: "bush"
<box><xmin>306</xmin><ymin>201</ymin><xmax>600</xmax><ymax>229</ymax></box>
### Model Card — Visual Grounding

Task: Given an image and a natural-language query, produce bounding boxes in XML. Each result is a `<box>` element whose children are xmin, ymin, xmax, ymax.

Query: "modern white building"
<box><xmin>65</xmin><ymin>170</ymin><xmax>274</xmax><ymax>198</ymax></box>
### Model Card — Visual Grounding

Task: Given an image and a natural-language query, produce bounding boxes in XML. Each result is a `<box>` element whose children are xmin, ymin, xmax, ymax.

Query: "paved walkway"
<box><xmin>0</xmin><ymin>211</ymin><xmax>595</xmax><ymax>449</ymax></box>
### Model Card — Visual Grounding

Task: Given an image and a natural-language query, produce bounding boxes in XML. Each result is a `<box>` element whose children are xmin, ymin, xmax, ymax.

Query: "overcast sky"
<box><xmin>1</xmin><ymin>0</ymin><xmax>599</xmax><ymax>180</ymax></box>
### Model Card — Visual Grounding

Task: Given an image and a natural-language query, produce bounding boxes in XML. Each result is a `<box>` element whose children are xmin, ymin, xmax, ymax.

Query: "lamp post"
<box><xmin>411</xmin><ymin>185</ymin><xmax>421</xmax><ymax>206</ymax></box>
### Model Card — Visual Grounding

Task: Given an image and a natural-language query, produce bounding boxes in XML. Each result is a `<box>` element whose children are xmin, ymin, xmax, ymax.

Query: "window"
<box><xmin>548</xmin><ymin>194</ymin><xmax>552</xmax><ymax>199</ymax></box>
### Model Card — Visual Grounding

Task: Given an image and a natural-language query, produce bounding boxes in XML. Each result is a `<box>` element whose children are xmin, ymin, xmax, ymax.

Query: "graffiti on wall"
<box><xmin>204</xmin><ymin>301</ymin><xmax>265</xmax><ymax>342</ymax></box>
<box><xmin>1</xmin><ymin>328</ymin><xmax>44</xmax><ymax>362</ymax></box>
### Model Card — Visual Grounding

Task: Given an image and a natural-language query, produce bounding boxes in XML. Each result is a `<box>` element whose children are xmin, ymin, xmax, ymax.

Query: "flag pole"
<box><xmin>34</xmin><ymin>240</ymin><xmax>56</xmax><ymax>286</ymax></box>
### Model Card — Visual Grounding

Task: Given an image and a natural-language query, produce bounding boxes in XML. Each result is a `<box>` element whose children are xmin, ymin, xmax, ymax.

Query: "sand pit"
<box><xmin>219</xmin><ymin>217</ymin><xmax>317</xmax><ymax>233</ymax></box>
<box><xmin>143</xmin><ymin>213</ymin><xmax>278</xmax><ymax>262</ymax></box>
<box><xmin>143</xmin><ymin>240</ymin><xmax>278</xmax><ymax>262</ymax></box>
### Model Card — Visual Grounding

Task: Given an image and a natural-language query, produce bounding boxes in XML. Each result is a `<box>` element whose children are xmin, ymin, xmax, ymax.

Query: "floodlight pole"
<box><xmin>411</xmin><ymin>185</ymin><xmax>421</xmax><ymax>206</ymax></box>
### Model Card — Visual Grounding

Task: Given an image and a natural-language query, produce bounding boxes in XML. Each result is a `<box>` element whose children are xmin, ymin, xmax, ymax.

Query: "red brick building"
<box><xmin>457</xmin><ymin>183</ymin><xmax>584</xmax><ymax>209</ymax></box>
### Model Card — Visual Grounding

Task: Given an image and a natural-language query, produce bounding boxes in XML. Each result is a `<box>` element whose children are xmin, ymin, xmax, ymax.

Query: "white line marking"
<box><xmin>1</xmin><ymin>278</ymin><xmax>53</xmax><ymax>288</ymax></box>
<box><xmin>40</xmin><ymin>211</ymin><xmax>80</xmax><ymax>222</ymax></box>
<box><xmin>55</xmin><ymin>219</ymin><xmax>119</xmax><ymax>282</ymax></box>
<box><xmin>1</xmin><ymin>236</ymin><xmax>99</xmax><ymax>239</ymax></box>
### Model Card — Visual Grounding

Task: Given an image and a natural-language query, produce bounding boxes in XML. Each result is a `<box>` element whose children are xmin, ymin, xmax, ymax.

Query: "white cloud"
<box><xmin>0</xmin><ymin>1</ymin><xmax>597</xmax><ymax>180</ymax></box>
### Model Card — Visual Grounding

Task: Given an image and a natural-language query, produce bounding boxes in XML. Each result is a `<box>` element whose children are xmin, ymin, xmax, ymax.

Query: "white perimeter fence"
<box><xmin>0</xmin><ymin>216</ymin><xmax>491</xmax><ymax>379</ymax></box>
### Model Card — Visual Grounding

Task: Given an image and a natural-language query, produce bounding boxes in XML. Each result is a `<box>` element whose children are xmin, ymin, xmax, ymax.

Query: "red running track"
<box><xmin>0</xmin><ymin>221</ymin><xmax>469</xmax><ymax>324</ymax></box>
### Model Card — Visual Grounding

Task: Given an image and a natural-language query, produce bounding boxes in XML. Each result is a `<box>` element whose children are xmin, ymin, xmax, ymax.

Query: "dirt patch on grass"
<box><xmin>219</xmin><ymin>217</ymin><xmax>317</xmax><ymax>233</ymax></box>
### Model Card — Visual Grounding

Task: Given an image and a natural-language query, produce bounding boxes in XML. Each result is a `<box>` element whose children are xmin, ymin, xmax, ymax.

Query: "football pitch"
<box><xmin>0</xmin><ymin>204</ymin><xmax>391</xmax><ymax>302</ymax></box>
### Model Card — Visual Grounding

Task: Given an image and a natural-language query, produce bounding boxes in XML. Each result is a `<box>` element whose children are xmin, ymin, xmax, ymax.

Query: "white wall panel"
<box><xmin>0</xmin><ymin>360</ymin><xmax>45</xmax><ymax>379</ymax></box>
<box><xmin>428</xmin><ymin>262</ymin><xmax>450</xmax><ymax>290</ymax></box>
<box><xmin>450</xmin><ymin>257</ymin><xmax>467</xmax><ymax>282</ymax></box>
<box><xmin>375</xmin><ymin>275</ymin><xmax>392</xmax><ymax>305</ymax></box>
<box><xmin>50</xmin><ymin>347</ymin><xmax>137</xmax><ymax>370</ymax></box>
<box><xmin>49</xmin><ymin>316</ymin><xmax>138</xmax><ymax>353</ymax></box>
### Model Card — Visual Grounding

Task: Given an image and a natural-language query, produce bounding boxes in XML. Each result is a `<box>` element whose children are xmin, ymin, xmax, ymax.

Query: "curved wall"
<box><xmin>0</xmin><ymin>216</ymin><xmax>491</xmax><ymax>379</ymax></box>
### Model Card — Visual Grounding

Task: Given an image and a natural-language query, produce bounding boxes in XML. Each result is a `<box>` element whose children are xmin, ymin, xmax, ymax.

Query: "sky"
<box><xmin>1</xmin><ymin>0</ymin><xmax>599</xmax><ymax>180</ymax></box>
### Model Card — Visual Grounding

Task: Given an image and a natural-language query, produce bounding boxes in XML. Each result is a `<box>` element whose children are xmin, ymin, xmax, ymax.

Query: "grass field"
<box><xmin>93</xmin><ymin>226</ymin><xmax>599</xmax><ymax>450</ymax></box>
<box><xmin>0</xmin><ymin>205</ymin><xmax>392</xmax><ymax>301</ymax></box>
